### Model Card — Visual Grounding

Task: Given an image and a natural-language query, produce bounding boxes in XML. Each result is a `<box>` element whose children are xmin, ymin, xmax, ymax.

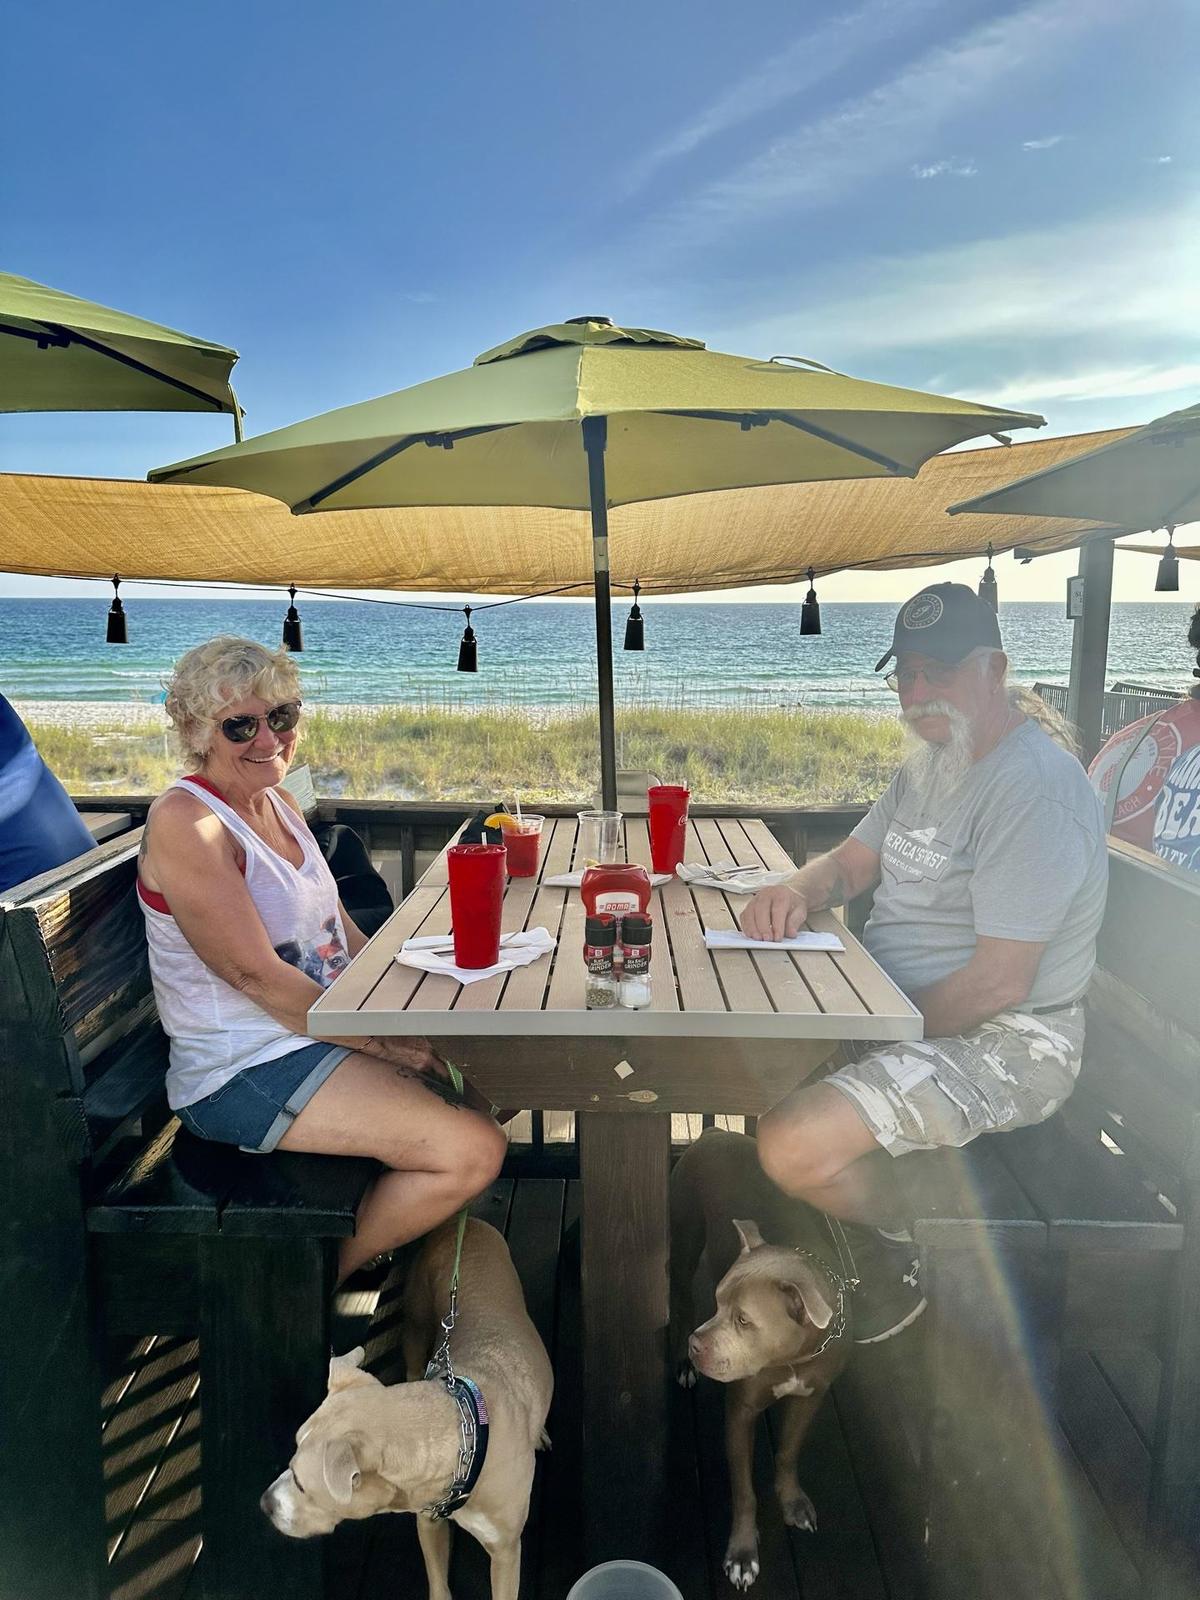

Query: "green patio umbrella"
<box><xmin>949</xmin><ymin>402</ymin><xmax>1200</xmax><ymax>532</ymax></box>
<box><xmin>1</xmin><ymin>271</ymin><xmax>242</xmax><ymax>436</ymax></box>
<box><xmin>151</xmin><ymin>316</ymin><xmax>1044</xmax><ymax>805</ymax></box>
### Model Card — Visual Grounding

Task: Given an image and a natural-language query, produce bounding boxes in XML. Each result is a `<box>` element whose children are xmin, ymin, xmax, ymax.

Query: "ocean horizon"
<box><xmin>1</xmin><ymin>596</ymin><xmax>1195</xmax><ymax>714</ymax></box>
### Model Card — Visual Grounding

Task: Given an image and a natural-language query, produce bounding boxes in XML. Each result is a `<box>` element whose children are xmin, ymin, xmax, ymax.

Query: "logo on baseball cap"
<box><xmin>874</xmin><ymin>582</ymin><xmax>1002</xmax><ymax>673</ymax></box>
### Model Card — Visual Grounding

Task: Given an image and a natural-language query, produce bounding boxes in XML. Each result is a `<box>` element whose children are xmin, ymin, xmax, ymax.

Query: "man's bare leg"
<box><xmin>756</xmin><ymin>1082</ymin><xmax>904</xmax><ymax>1226</ymax></box>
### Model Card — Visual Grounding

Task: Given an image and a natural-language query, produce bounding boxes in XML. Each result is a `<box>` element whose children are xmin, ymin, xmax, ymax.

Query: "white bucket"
<box><xmin>566</xmin><ymin>1560</ymin><xmax>684</xmax><ymax>1600</ymax></box>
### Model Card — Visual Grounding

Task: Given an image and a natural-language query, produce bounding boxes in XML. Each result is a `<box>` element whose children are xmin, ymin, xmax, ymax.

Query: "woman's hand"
<box><xmin>363</xmin><ymin>1035</ymin><xmax>446</xmax><ymax>1078</ymax></box>
<box><xmin>739</xmin><ymin>884</ymin><xmax>809</xmax><ymax>942</ymax></box>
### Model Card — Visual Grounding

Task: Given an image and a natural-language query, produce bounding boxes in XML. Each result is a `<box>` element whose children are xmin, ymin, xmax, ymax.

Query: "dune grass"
<box><xmin>30</xmin><ymin>704</ymin><xmax>905</xmax><ymax>804</ymax></box>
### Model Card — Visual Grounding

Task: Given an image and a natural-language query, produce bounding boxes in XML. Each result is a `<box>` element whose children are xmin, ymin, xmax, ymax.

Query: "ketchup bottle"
<box><xmin>580</xmin><ymin>862</ymin><xmax>652</xmax><ymax>920</ymax></box>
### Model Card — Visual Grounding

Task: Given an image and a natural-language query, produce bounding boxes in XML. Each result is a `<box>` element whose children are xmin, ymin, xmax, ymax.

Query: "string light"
<box><xmin>281</xmin><ymin>584</ymin><xmax>304</xmax><ymax>651</ymax></box>
<box><xmin>978</xmin><ymin>544</ymin><xmax>998</xmax><ymax>610</ymax></box>
<box><xmin>1156</xmin><ymin>527</ymin><xmax>1180</xmax><ymax>593</ymax></box>
<box><xmin>623</xmin><ymin>579</ymin><xmax>645</xmax><ymax>651</ymax></box>
<box><xmin>800</xmin><ymin>568</ymin><xmax>821</xmax><ymax>636</ymax></box>
<box><xmin>105</xmin><ymin>575</ymin><xmax>127</xmax><ymax>644</ymax></box>
<box><xmin>456</xmin><ymin>606</ymin><xmax>478</xmax><ymax>672</ymax></box>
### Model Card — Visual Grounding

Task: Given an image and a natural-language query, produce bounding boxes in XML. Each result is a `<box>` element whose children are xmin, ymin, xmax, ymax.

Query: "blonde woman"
<box><xmin>138</xmin><ymin>636</ymin><xmax>505</xmax><ymax>1283</ymax></box>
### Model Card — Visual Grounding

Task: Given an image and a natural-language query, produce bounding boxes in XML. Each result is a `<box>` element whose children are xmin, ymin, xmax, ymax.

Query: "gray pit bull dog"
<box><xmin>671</xmin><ymin>1129</ymin><xmax>852</xmax><ymax>1590</ymax></box>
<box><xmin>261</xmin><ymin>1216</ymin><xmax>553</xmax><ymax>1600</ymax></box>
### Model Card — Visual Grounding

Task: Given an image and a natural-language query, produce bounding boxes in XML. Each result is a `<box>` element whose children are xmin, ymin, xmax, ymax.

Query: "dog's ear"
<box><xmin>776</xmin><ymin>1266</ymin><xmax>835</xmax><ymax>1331</ymax></box>
<box><xmin>732</xmin><ymin>1218</ymin><xmax>765</xmax><ymax>1254</ymax></box>
<box><xmin>321</xmin><ymin>1436</ymin><xmax>362</xmax><ymax>1505</ymax></box>
<box><xmin>328</xmin><ymin>1348</ymin><xmax>379</xmax><ymax>1392</ymax></box>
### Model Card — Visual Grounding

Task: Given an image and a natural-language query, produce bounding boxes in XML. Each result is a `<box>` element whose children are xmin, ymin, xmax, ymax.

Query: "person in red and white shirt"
<box><xmin>1089</xmin><ymin>607</ymin><xmax>1200</xmax><ymax>872</ymax></box>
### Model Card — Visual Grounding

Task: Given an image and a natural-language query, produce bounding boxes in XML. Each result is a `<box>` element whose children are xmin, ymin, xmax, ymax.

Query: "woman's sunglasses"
<box><xmin>219</xmin><ymin>701</ymin><xmax>303</xmax><ymax>744</ymax></box>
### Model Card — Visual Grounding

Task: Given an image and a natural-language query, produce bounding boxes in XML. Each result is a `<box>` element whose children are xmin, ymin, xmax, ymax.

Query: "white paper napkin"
<box><xmin>395</xmin><ymin>927</ymin><xmax>557</xmax><ymax>985</ymax></box>
<box><xmin>703</xmin><ymin>928</ymin><xmax>845</xmax><ymax>952</ymax></box>
<box><xmin>676</xmin><ymin>861</ymin><xmax>791</xmax><ymax>893</ymax></box>
<box><xmin>542</xmin><ymin>870</ymin><xmax>673</xmax><ymax>888</ymax></box>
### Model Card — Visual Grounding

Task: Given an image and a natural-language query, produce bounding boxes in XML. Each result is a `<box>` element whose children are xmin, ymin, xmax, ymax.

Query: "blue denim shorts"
<box><xmin>176</xmin><ymin>1042</ymin><xmax>351</xmax><ymax>1153</ymax></box>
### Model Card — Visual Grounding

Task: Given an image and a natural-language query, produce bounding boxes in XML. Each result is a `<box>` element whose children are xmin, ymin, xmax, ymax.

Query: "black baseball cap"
<box><xmin>874</xmin><ymin>582</ymin><xmax>1002</xmax><ymax>673</ymax></box>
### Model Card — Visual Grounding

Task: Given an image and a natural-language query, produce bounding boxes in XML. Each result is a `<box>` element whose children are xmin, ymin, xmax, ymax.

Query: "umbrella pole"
<box><xmin>583</xmin><ymin>416</ymin><xmax>618</xmax><ymax>810</ymax></box>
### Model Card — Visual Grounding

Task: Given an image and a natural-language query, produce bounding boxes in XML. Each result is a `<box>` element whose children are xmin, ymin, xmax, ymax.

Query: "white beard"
<box><xmin>901</xmin><ymin>700</ymin><xmax>977</xmax><ymax>811</ymax></box>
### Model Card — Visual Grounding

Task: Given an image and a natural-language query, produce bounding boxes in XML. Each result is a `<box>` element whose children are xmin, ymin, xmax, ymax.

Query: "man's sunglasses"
<box><xmin>884</xmin><ymin>662</ymin><xmax>962</xmax><ymax>693</ymax></box>
<box><xmin>219</xmin><ymin>702</ymin><xmax>303</xmax><ymax>744</ymax></box>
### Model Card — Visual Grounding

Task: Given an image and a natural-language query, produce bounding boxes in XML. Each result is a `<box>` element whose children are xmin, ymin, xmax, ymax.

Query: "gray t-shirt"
<box><xmin>851</xmin><ymin>719</ymin><xmax>1108</xmax><ymax>1009</ymax></box>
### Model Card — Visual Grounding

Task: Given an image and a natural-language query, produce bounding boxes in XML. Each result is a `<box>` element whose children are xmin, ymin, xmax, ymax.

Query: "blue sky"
<box><xmin>3</xmin><ymin>0</ymin><xmax>1196</xmax><ymax>603</ymax></box>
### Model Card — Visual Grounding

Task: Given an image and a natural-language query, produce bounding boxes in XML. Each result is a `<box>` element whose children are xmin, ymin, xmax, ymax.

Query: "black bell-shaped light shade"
<box><xmin>281</xmin><ymin>584</ymin><xmax>304</xmax><ymax>651</ymax></box>
<box><xmin>106</xmin><ymin>575</ymin><xmax>128</xmax><ymax>644</ymax></box>
<box><xmin>623</xmin><ymin>579</ymin><xmax>645</xmax><ymax>651</ymax></box>
<box><xmin>457</xmin><ymin>606</ymin><xmax>478</xmax><ymax>672</ymax></box>
<box><xmin>1156</xmin><ymin>529</ymin><xmax>1180</xmax><ymax>593</ymax></box>
<box><xmin>800</xmin><ymin>568</ymin><xmax>821</xmax><ymax>636</ymax></box>
<box><xmin>978</xmin><ymin>544</ymin><xmax>998</xmax><ymax>611</ymax></box>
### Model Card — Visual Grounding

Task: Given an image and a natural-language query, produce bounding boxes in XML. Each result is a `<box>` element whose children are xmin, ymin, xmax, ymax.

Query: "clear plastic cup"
<box><xmin>566</xmin><ymin>1561</ymin><xmax>684</xmax><ymax>1600</ymax></box>
<box><xmin>577</xmin><ymin>809</ymin><xmax>623</xmax><ymax>868</ymax></box>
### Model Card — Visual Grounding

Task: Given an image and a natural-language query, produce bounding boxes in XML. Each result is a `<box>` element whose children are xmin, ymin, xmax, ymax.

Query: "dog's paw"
<box><xmin>676</xmin><ymin>1357</ymin><xmax>699</xmax><ymax>1389</ymax></box>
<box><xmin>723</xmin><ymin>1545</ymin><xmax>760</xmax><ymax>1590</ymax></box>
<box><xmin>779</xmin><ymin>1487</ymin><xmax>817</xmax><ymax>1532</ymax></box>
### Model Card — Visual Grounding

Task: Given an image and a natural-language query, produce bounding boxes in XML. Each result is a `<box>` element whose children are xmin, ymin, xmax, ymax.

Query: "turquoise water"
<box><xmin>0</xmin><ymin>598</ymin><xmax>1195</xmax><ymax>712</ymax></box>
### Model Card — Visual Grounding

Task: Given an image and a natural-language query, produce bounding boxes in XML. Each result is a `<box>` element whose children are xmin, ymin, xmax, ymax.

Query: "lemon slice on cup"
<box><xmin>483</xmin><ymin>812</ymin><xmax>517</xmax><ymax>832</ymax></box>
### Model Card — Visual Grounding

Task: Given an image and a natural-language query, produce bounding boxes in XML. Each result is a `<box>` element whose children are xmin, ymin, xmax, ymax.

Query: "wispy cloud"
<box><xmin>1151</xmin><ymin>154</ymin><xmax>1174</xmax><ymax>164</ymax></box>
<box><xmin>1022</xmin><ymin>134</ymin><xmax>1065</xmax><ymax>149</ymax></box>
<box><xmin>709</xmin><ymin>197</ymin><xmax>1200</xmax><ymax>406</ymax></box>
<box><xmin>984</xmin><ymin>362</ymin><xmax>1200</xmax><ymax>405</ymax></box>
<box><xmin>912</xmin><ymin>158</ymin><xmax>978</xmax><ymax>178</ymax></box>
<box><xmin>634</xmin><ymin>0</ymin><xmax>1119</xmax><ymax>253</ymax></box>
<box><xmin>622</xmin><ymin>0</ymin><xmax>946</xmax><ymax>196</ymax></box>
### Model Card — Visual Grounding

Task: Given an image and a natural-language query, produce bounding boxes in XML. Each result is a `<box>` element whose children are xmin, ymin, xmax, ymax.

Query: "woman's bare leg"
<box><xmin>276</xmin><ymin>1051</ymin><xmax>507</xmax><ymax>1281</ymax></box>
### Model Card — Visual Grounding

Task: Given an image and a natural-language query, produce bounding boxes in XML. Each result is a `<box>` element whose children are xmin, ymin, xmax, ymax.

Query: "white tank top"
<box><xmin>139</xmin><ymin>776</ymin><xmax>351</xmax><ymax>1109</ymax></box>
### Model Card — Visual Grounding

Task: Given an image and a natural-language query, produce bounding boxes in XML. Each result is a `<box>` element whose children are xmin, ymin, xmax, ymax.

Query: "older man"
<box><xmin>742</xmin><ymin>583</ymin><xmax>1107</xmax><ymax>1342</ymax></box>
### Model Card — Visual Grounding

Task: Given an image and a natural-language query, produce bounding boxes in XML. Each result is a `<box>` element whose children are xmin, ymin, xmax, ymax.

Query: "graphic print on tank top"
<box><xmin>274</xmin><ymin>914</ymin><xmax>351</xmax><ymax>984</ymax></box>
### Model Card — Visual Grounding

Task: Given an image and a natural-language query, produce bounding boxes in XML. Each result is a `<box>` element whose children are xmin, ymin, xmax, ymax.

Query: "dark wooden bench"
<box><xmin>0</xmin><ymin>834</ymin><xmax>377</xmax><ymax>1600</ymax></box>
<box><xmin>910</xmin><ymin>839</ymin><xmax>1200</xmax><ymax>1600</ymax></box>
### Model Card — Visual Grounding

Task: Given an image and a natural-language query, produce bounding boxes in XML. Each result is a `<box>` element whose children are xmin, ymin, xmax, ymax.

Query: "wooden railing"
<box><xmin>1034</xmin><ymin>679</ymin><xmax>1182</xmax><ymax>743</ymax></box>
<box><xmin>71</xmin><ymin>797</ymin><xmax>869</xmax><ymax>899</ymax></box>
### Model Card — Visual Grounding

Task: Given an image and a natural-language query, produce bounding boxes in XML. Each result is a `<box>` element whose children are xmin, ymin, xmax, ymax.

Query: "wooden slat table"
<box><xmin>80</xmin><ymin>810</ymin><xmax>134</xmax><ymax>843</ymax></box>
<box><xmin>310</xmin><ymin>815</ymin><xmax>921</xmax><ymax>1564</ymax></box>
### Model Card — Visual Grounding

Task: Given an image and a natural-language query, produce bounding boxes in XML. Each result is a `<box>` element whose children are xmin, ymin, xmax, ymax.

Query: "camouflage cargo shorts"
<box><xmin>822</xmin><ymin>1004</ymin><xmax>1085</xmax><ymax>1158</ymax></box>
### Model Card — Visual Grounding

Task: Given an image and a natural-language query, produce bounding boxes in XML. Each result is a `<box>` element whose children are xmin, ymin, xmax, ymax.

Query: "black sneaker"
<box><xmin>845</xmin><ymin>1228</ymin><xmax>927</xmax><ymax>1345</ymax></box>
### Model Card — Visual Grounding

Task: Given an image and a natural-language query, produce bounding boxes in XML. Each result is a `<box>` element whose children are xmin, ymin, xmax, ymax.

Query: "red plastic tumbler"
<box><xmin>647</xmin><ymin>784</ymin><xmax>690</xmax><ymax>875</ymax></box>
<box><xmin>447</xmin><ymin>843</ymin><xmax>506</xmax><ymax>968</ymax></box>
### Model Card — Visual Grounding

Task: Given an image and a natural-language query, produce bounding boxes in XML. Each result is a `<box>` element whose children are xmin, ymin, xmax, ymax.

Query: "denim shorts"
<box><xmin>823</xmin><ymin>1005</ymin><xmax>1085</xmax><ymax>1158</ymax></box>
<box><xmin>175</xmin><ymin>1042</ymin><xmax>351</xmax><ymax>1153</ymax></box>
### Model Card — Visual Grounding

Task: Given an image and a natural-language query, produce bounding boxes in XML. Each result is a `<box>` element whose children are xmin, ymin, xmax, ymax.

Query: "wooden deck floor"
<box><xmin>103</xmin><ymin>1164</ymin><xmax>1156</xmax><ymax>1600</ymax></box>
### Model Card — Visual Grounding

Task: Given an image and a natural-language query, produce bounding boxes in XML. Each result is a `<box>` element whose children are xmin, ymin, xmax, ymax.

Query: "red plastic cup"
<box><xmin>648</xmin><ymin>784</ymin><xmax>690</xmax><ymax>875</ymax></box>
<box><xmin>447</xmin><ymin>843</ymin><xmax>506</xmax><ymax>968</ymax></box>
<box><xmin>503</xmin><ymin>815</ymin><xmax>545</xmax><ymax>878</ymax></box>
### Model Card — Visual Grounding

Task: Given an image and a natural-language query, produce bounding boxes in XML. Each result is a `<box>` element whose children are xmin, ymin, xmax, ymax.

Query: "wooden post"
<box><xmin>579</xmin><ymin>1110</ymin><xmax>671</xmax><ymax>1565</ymax></box>
<box><xmin>1066</xmin><ymin>536</ymin><xmax>1115</xmax><ymax>763</ymax></box>
<box><xmin>198</xmin><ymin>1237</ymin><xmax>334</xmax><ymax>1600</ymax></box>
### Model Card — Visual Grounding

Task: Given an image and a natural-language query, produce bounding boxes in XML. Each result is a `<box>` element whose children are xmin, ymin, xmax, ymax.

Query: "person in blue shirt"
<box><xmin>0</xmin><ymin>695</ymin><xmax>96</xmax><ymax>893</ymax></box>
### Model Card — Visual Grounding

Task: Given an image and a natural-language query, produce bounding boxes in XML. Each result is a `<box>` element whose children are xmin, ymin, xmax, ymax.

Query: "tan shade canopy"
<box><xmin>1121</xmin><ymin>543</ymin><xmax>1200</xmax><ymax>559</ymax></box>
<box><xmin>0</xmin><ymin>428</ymin><xmax>1128</xmax><ymax>595</ymax></box>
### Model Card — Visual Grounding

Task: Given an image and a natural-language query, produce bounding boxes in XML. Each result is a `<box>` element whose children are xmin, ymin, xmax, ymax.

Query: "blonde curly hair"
<box><xmin>164</xmin><ymin>636</ymin><xmax>302</xmax><ymax>769</ymax></box>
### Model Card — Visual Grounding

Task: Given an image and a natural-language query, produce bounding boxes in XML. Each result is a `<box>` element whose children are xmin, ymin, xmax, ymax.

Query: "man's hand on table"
<box><xmin>739</xmin><ymin>884</ymin><xmax>810</xmax><ymax>941</ymax></box>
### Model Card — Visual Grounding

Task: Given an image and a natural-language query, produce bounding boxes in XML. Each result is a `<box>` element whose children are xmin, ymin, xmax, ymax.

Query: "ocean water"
<box><xmin>0</xmin><ymin>597</ymin><xmax>1195</xmax><ymax>713</ymax></box>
